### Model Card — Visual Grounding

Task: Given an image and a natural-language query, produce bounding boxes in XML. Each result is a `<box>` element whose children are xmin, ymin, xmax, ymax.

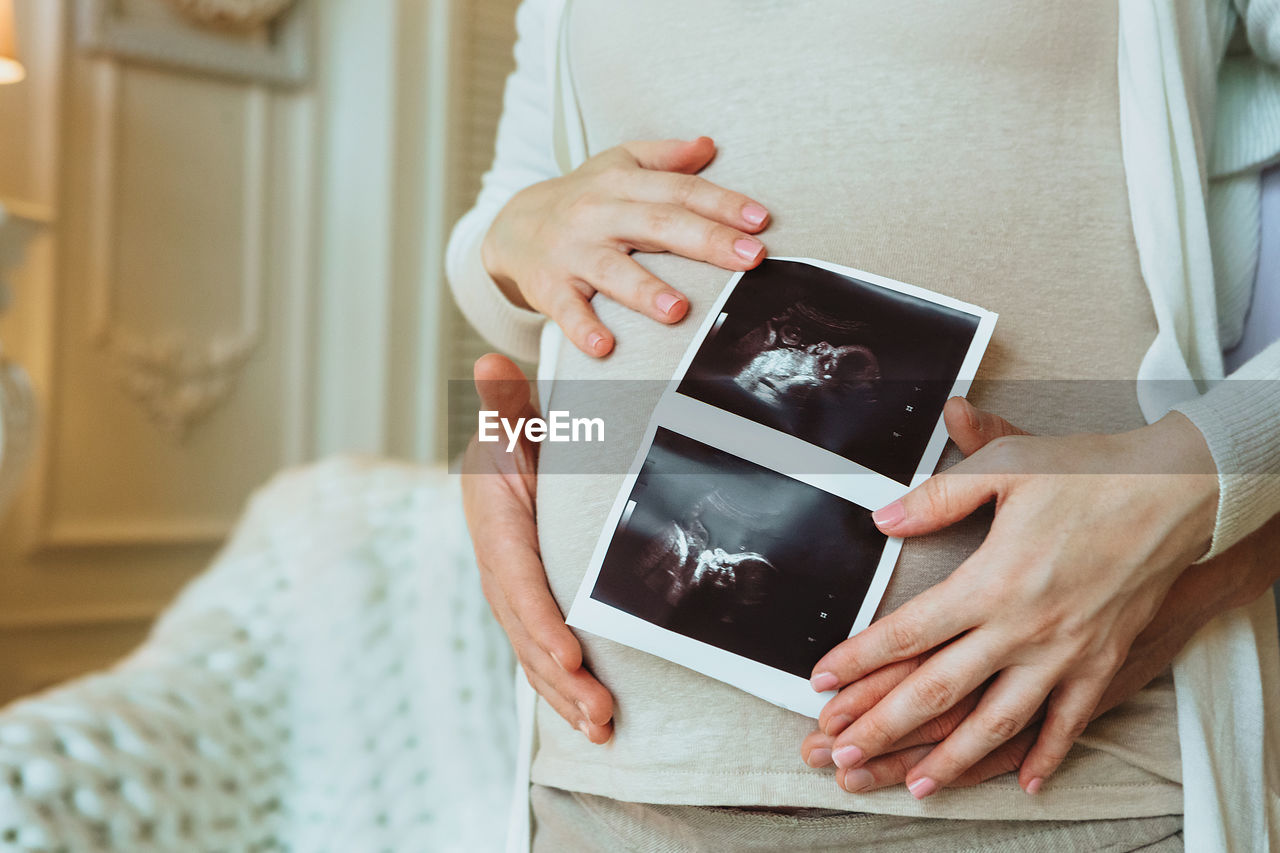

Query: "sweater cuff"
<box><xmin>1210</xmin><ymin>54</ymin><xmax>1280</xmax><ymax>178</ymax></box>
<box><xmin>1170</xmin><ymin>341</ymin><xmax>1280</xmax><ymax>560</ymax></box>
<box><xmin>447</xmin><ymin>217</ymin><xmax>546</xmax><ymax>364</ymax></box>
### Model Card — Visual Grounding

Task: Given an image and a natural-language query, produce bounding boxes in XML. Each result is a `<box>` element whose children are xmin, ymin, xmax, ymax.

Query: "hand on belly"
<box><xmin>800</xmin><ymin>398</ymin><xmax>1248</xmax><ymax>800</ymax></box>
<box><xmin>480</xmin><ymin>136</ymin><xmax>770</xmax><ymax>357</ymax></box>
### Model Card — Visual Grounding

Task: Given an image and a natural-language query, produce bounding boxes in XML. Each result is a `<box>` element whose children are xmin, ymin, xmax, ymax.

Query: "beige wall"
<box><xmin>0</xmin><ymin>0</ymin><xmax>518</xmax><ymax>705</ymax></box>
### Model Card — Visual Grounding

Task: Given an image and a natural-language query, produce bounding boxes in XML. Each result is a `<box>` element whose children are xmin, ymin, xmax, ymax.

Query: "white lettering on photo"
<box><xmin>549</xmin><ymin>410</ymin><xmax>570</xmax><ymax>441</ymax></box>
<box><xmin>477</xmin><ymin>410</ymin><xmax>606</xmax><ymax>452</ymax></box>
<box><xmin>573</xmin><ymin>416</ymin><xmax>605</xmax><ymax>443</ymax></box>
<box><xmin>478</xmin><ymin>410</ymin><xmax>500</xmax><ymax>443</ymax></box>
<box><xmin>500</xmin><ymin>416</ymin><xmax>525</xmax><ymax>452</ymax></box>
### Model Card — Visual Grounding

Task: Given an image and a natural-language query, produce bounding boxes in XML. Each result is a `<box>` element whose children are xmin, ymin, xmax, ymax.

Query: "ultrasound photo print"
<box><xmin>590</xmin><ymin>428</ymin><xmax>887</xmax><ymax>678</ymax></box>
<box><xmin>678</xmin><ymin>259</ymin><xmax>983</xmax><ymax>484</ymax></box>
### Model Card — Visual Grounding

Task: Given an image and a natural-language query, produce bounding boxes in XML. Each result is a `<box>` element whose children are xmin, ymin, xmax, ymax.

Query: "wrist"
<box><xmin>481</xmin><ymin>209</ymin><xmax>534</xmax><ymax>312</ymax></box>
<box><xmin>1210</xmin><ymin>512</ymin><xmax>1280</xmax><ymax>610</ymax></box>
<box><xmin>1126</xmin><ymin>412</ymin><xmax>1219</xmax><ymax>563</ymax></box>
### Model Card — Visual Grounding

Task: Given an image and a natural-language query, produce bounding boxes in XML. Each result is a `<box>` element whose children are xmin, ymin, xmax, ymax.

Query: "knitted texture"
<box><xmin>1173</xmin><ymin>337</ymin><xmax>1280</xmax><ymax>559</ymax></box>
<box><xmin>0</xmin><ymin>458</ymin><xmax>515</xmax><ymax>852</ymax></box>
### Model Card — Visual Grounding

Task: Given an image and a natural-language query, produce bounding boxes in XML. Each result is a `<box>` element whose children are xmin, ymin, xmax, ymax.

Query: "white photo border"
<box><xmin>569</xmin><ymin>418</ymin><xmax>903</xmax><ymax>718</ymax></box>
<box><xmin>567</xmin><ymin>257</ymin><xmax>997</xmax><ymax>717</ymax></box>
<box><xmin>670</xmin><ymin>256</ymin><xmax>998</xmax><ymax>492</ymax></box>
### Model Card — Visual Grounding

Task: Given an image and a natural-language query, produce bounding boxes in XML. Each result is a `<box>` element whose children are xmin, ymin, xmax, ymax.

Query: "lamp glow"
<box><xmin>0</xmin><ymin>0</ymin><xmax>24</xmax><ymax>86</ymax></box>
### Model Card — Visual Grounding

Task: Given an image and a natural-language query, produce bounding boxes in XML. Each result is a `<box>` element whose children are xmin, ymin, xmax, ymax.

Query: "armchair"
<box><xmin>0</xmin><ymin>459</ymin><xmax>516</xmax><ymax>852</ymax></box>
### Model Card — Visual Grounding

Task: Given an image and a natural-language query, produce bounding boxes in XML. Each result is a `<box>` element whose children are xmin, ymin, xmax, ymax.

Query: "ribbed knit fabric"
<box><xmin>1186</xmin><ymin>0</ymin><xmax>1280</xmax><ymax>562</ymax></box>
<box><xmin>1173</xmin><ymin>338</ymin><xmax>1280</xmax><ymax>559</ymax></box>
<box><xmin>1215</xmin><ymin>0</ymin><xmax>1280</xmax><ymax>180</ymax></box>
<box><xmin>1213</xmin><ymin>50</ymin><xmax>1280</xmax><ymax>177</ymax></box>
<box><xmin>1208</xmin><ymin>174</ymin><xmax>1261</xmax><ymax>347</ymax></box>
<box><xmin>1105</xmin><ymin>7</ymin><xmax>1280</xmax><ymax>847</ymax></box>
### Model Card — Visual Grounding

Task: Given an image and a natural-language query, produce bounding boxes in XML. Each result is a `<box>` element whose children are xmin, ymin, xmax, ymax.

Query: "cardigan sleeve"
<box><xmin>1214</xmin><ymin>0</ymin><xmax>1280</xmax><ymax>178</ymax></box>
<box><xmin>445</xmin><ymin>0</ymin><xmax>556</xmax><ymax>363</ymax></box>
<box><xmin>1233</xmin><ymin>0</ymin><xmax>1280</xmax><ymax>64</ymax></box>
<box><xmin>1174</xmin><ymin>2</ymin><xmax>1280</xmax><ymax>559</ymax></box>
<box><xmin>1172</xmin><ymin>338</ymin><xmax>1280</xmax><ymax>559</ymax></box>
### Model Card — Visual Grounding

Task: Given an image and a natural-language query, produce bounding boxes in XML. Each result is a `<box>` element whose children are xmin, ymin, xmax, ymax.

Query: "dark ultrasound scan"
<box><xmin>591</xmin><ymin>428</ymin><xmax>887</xmax><ymax>678</ymax></box>
<box><xmin>679</xmin><ymin>259</ymin><xmax>982</xmax><ymax>484</ymax></box>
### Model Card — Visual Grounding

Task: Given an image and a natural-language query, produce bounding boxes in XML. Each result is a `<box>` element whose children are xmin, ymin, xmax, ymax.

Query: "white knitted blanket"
<box><xmin>0</xmin><ymin>458</ymin><xmax>515</xmax><ymax>852</ymax></box>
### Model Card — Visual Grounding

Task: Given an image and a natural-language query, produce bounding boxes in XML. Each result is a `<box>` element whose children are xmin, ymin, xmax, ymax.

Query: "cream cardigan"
<box><xmin>447</xmin><ymin>1</ymin><xmax>1280</xmax><ymax>849</ymax></box>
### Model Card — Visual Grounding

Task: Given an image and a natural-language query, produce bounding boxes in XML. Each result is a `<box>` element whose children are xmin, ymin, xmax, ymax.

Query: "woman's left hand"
<box><xmin>810</xmin><ymin>408</ymin><xmax>1220</xmax><ymax>799</ymax></box>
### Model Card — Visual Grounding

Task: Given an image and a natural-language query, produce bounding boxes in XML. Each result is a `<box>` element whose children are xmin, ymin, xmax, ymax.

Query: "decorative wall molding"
<box><xmin>0</xmin><ymin>617</ymin><xmax>154</xmax><ymax>706</ymax></box>
<box><xmin>160</xmin><ymin>0</ymin><xmax>296</xmax><ymax>30</ymax></box>
<box><xmin>38</xmin><ymin>515</ymin><xmax>232</xmax><ymax>549</ymax></box>
<box><xmin>5</xmin><ymin>0</ymin><xmax>65</xmax><ymax>558</ymax></box>
<box><xmin>85</xmin><ymin>66</ymin><xmax>267</xmax><ymax>440</ymax></box>
<box><xmin>77</xmin><ymin>0</ymin><xmax>312</xmax><ymax>87</ymax></box>
<box><xmin>0</xmin><ymin>0</ymin><xmax>476</xmax><ymax>704</ymax></box>
<box><xmin>27</xmin><ymin>54</ymin><xmax>320</xmax><ymax>551</ymax></box>
<box><xmin>310</xmin><ymin>0</ymin><xmax>397</xmax><ymax>455</ymax></box>
<box><xmin>0</xmin><ymin>600</ymin><xmax>159</xmax><ymax>631</ymax></box>
<box><xmin>100</xmin><ymin>330</ymin><xmax>258</xmax><ymax>438</ymax></box>
<box><xmin>0</xmin><ymin>357</ymin><xmax>36</xmax><ymax>517</ymax></box>
<box><xmin>0</xmin><ymin>203</ymin><xmax>40</xmax><ymax>517</ymax></box>
<box><xmin>0</xmin><ymin>196</ymin><xmax>53</xmax><ymax>225</ymax></box>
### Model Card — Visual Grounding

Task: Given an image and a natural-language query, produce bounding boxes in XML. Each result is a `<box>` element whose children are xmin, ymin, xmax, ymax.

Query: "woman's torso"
<box><xmin>533</xmin><ymin>0</ymin><xmax>1182</xmax><ymax>817</ymax></box>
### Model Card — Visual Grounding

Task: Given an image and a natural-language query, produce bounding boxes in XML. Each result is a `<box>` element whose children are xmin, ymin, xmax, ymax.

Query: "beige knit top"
<box><xmin>527</xmin><ymin>0</ymin><xmax>1183</xmax><ymax>819</ymax></box>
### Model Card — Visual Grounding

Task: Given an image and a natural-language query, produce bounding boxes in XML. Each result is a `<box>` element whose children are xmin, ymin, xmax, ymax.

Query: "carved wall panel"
<box><xmin>160</xmin><ymin>0</ymin><xmax>295</xmax><ymax>30</ymax></box>
<box><xmin>85</xmin><ymin>66</ymin><xmax>267</xmax><ymax>439</ymax></box>
<box><xmin>38</xmin><ymin>58</ymin><xmax>312</xmax><ymax>548</ymax></box>
<box><xmin>0</xmin><ymin>0</ymin><xmax>320</xmax><ymax>702</ymax></box>
<box><xmin>77</xmin><ymin>0</ymin><xmax>312</xmax><ymax>86</ymax></box>
<box><xmin>0</xmin><ymin>0</ymin><xmax>472</xmax><ymax>705</ymax></box>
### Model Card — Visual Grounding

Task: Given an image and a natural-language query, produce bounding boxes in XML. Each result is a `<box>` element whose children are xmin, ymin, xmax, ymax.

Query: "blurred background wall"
<box><xmin>0</xmin><ymin>0</ymin><xmax>519</xmax><ymax>705</ymax></box>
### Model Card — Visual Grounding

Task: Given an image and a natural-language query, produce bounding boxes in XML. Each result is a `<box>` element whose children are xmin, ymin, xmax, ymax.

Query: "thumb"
<box><xmin>872</xmin><ymin>455</ymin><xmax>1002</xmax><ymax>538</ymax></box>
<box><xmin>873</xmin><ymin>400</ymin><xmax>1027</xmax><ymax>537</ymax></box>
<box><xmin>942</xmin><ymin>396</ymin><xmax>1032</xmax><ymax>457</ymax></box>
<box><xmin>473</xmin><ymin>353</ymin><xmax>538</xmax><ymax>421</ymax></box>
<box><xmin>622</xmin><ymin>136</ymin><xmax>717</xmax><ymax>174</ymax></box>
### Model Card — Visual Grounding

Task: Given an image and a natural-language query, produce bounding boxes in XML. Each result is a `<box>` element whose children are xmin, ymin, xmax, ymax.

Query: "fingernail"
<box><xmin>741</xmin><ymin>203</ymin><xmax>769</xmax><ymax>227</ymax></box>
<box><xmin>806</xmin><ymin>748</ymin><xmax>832</xmax><ymax>768</ymax></box>
<box><xmin>811</xmin><ymin>672</ymin><xmax>839</xmax><ymax>692</ymax></box>
<box><xmin>872</xmin><ymin>500</ymin><xmax>904</xmax><ymax>529</ymax></box>
<box><xmin>577</xmin><ymin>721</ymin><xmax>591</xmax><ymax>738</ymax></box>
<box><xmin>832</xmin><ymin>745</ymin><xmax>864</xmax><ymax>768</ymax></box>
<box><xmin>824</xmin><ymin>714</ymin><xmax>853</xmax><ymax>736</ymax></box>
<box><xmin>734</xmin><ymin>238</ymin><xmax>763</xmax><ymax>262</ymax></box>
<box><xmin>1025</xmin><ymin>777</ymin><xmax>1043</xmax><ymax>795</ymax></box>
<box><xmin>576</xmin><ymin>701</ymin><xmax>591</xmax><ymax>722</ymax></box>
<box><xmin>907</xmin><ymin>777</ymin><xmax>938</xmax><ymax>799</ymax></box>
<box><xmin>586</xmin><ymin>332</ymin><xmax>608</xmax><ymax>356</ymax></box>
<box><xmin>843</xmin><ymin>768</ymin><xmax>875</xmax><ymax>792</ymax></box>
<box><xmin>655</xmin><ymin>292</ymin><xmax>683</xmax><ymax>317</ymax></box>
<box><xmin>964</xmin><ymin>399</ymin><xmax>981</xmax><ymax>431</ymax></box>
<box><xmin>550</xmin><ymin>651</ymin><xmax>569</xmax><ymax>672</ymax></box>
